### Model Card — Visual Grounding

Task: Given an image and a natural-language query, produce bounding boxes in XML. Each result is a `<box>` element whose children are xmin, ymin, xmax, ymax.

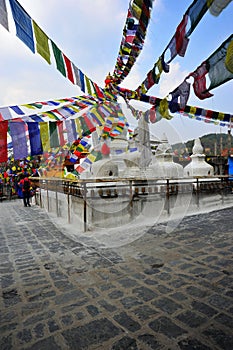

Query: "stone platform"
<box><xmin>0</xmin><ymin>199</ymin><xmax>233</xmax><ymax>349</ymax></box>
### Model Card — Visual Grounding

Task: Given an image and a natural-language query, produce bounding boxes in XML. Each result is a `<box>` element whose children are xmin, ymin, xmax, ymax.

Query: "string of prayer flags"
<box><xmin>165</xmin><ymin>36</ymin><xmax>232</xmax><ymax>109</ymax></box>
<box><xmin>5</xmin><ymin>0</ymin><xmax>104</xmax><ymax>96</ymax></box>
<box><xmin>136</xmin><ymin>0</ymin><xmax>231</xmax><ymax>94</ymax></box>
<box><xmin>111</xmin><ymin>0</ymin><xmax>154</xmax><ymax>85</ymax></box>
<box><xmin>118</xmin><ymin>85</ymin><xmax>233</xmax><ymax>128</ymax></box>
<box><xmin>185</xmin><ymin>35</ymin><xmax>233</xmax><ymax>100</ymax></box>
<box><xmin>0</xmin><ymin>0</ymin><xmax>9</xmax><ymax>31</ymax></box>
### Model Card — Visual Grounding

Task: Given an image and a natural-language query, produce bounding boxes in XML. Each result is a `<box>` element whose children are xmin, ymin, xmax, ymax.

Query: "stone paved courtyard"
<box><xmin>0</xmin><ymin>200</ymin><xmax>233</xmax><ymax>349</ymax></box>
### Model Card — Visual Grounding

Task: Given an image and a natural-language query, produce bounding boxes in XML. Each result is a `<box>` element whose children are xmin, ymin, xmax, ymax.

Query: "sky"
<box><xmin>0</xmin><ymin>0</ymin><xmax>232</xmax><ymax>145</ymax></box>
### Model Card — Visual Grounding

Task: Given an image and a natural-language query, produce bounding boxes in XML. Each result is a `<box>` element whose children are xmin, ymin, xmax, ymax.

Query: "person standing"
<box><xmin>19</xmin><ymin>177</ymin><xmax>31</xmax><ymax>207</ymax></box>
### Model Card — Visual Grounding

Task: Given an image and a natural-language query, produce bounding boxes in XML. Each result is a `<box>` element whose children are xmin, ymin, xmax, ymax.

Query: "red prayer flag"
<box><xmin>57</xmin><ymin>121</ymin><xmax>65</xmax><ymax>146</ymax></box>
<box><xmin>93</xmin><ymin>82</ymin><xmax>104</xmax><ymax>99</ymax></box>
<box><xmin>63</xmin><ymin>54</ymin><xmax>75</xmax><ymax>84</ymax></box>
<box><xmin>0</xmin><ymin>121</ymin><xmax>8</xmax><ymax>162</ymax></box>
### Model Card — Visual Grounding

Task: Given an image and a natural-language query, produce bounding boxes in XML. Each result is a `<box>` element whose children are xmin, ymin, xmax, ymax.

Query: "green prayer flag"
<box><xmin>51</xmin><ymin>41</ymin><xmax>66</xmax><ymax>77</ymax></box>
<box><xmin>49</xmin><ymin>121</ymin><xmax>59</xmax><ymax>148</ymax></box>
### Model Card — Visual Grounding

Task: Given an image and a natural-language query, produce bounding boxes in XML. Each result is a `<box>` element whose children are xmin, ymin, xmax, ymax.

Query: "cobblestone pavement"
<box><xmin>0</xmin><ymin>199</ymin><xmax>233</xmax><ymax>350</ymax></box>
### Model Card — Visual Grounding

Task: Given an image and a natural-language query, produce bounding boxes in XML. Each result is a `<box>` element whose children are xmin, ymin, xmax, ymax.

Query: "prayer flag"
<box><xmin>85</xmin><ymin>75</ymin><xmax>93</xmax><ymax>95</ymax></box>
<box><xmin>0</xmin><ymin>0</ymin><xmax>9</xmax><ymax>31</ymax></box>
<box><xmin>0</xmin><ymin>107</ymin><xmax>12</xmax><ymax>120</ymax></box>
<box><xmin>76</xmin><ymin>164</ymin><xmax>85</xmax><ymax>173</ymax></box>
<box><xmin>63</xmin><ymin>54</ymin><xmax>75</xmax><ymax>84</ymax></box>
<box><xmin>75</xmin><ymin>118</ymin><xmax>82</xmax><ymax>138</ymax></box>
<box><xmin>72</xmin><ymin>63</ymin><xmax>85</xmax><ymax>91</ymax></box>
<box><xmin>27</xmin><ymin>122</ymin><xmax>43</xmax><ymax>156</ymax></box>
<box><xmin>57</xmin><ymin>121</ymin><xmax>65</xmax><ymax>146</ymax></box>
<box><xmin>10</xmin><ymin>105</ymin><xmax>25</xmax><ymax>115</ymax></box>
<box><xmin>69</xmin><ymin>153</ymin><xmax>79</xmax><ymax>163</ymax></box>
<box><xmin>40</xmin><ymin>122</ymin><xmax>49</xmax><ymax>151</ymax></box>
<box><xmin>89</xmin><ymin>109</ymin><xmax>104</xmax><ymax>126</ymax></box>
<box><xmin>225</xmin><ymin>39</ymin><xmax>233</xmax><ymax>73</ymax></box>
<box><xmin>65</xmin><ymin>119</ymin><xmax>76</xmax><ymax>144</ymax></box>
<box><xmin>33</xmin><ymin>20</ymin><xmax>51</xmax><ymax>64</ymax></box>
<box><xmin>0</xmin><ymin>121</ymin><xmax>8</xmax><ymax>162</ymax></box>
<box><xmin>9</xmin><ymin>0</ymin><xmax>35</xmax><ymax>53</ymax></box>
<box><xmin>208</xmin><ymin>0</ymin><xmax>231</xmax><ymax>17</ymax></box>
<box><xmin>208</xmin><ymin>35</ymin><xmax>233</xmax><ymax>91</ymax></box>
<box><xmin>9</xmin><ymin>121</ymin><xmax>28</xmax><ymax>160</ymax></box>
<box><xmin>49</xmin><ymin>121</ymin><xmax>59</xmax><ymax>148</ymax></box>
<box><xmin>43</xmin><ymin>111</ymin><xmax>59</xmax><ymax>120</ymax></box>
<box><xmin>51</xmin><ymin>41</ymin><xmax>66</xmax><ymax>77</ymax></box>
<box><xmin>79</xmin><ymin>70</ymin><xmax>85</xmax><ymax>92</ymax></box>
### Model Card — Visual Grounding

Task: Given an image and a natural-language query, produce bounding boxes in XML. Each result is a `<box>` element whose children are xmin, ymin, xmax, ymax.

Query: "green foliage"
<box><xmin>172</xmin><ymin>133</ymin><xmax>233</xmax><ymax>157</ymax></box>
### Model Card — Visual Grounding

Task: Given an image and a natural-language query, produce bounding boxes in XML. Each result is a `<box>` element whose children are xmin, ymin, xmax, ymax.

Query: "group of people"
<box><xmin>0</xmin><ymin>157</ymin><xmax>40</xmax><ymax>206</ymax></box>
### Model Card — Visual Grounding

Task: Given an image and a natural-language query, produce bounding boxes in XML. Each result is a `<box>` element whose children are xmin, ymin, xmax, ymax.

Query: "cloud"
<box><xmin>158</xmin><ymin>62</ymin><xmax>189</xmax><ymax>97</ymax></box>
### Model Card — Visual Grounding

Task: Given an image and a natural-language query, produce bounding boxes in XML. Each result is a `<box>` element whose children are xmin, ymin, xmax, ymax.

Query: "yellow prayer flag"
<box><xmin>157</xmin><ymin>57</ymin><xmax>163</xmax><ymax>74</ymax></box>
<box><xmin>69</xmin><ymin>105</ymin><xmax>81</xmax><ymax>113</ymax></box>
<box><xmin>131</xmin><ymin>3</ymin><xmax>142</xmax><ymax>19</ymax></box>
<box><xmin>33</xmin><ymin>21</ymin><xmax>51</xmax><ymax>64</ymax></box>
<box><xmin>225</xmin><ymin>40</ymin><xmax>233</xmax><ymax>73</ymax></box>
<box><xmin>40</xmin><ymin>122</ymin><xmax>49</xmax><ymax>151</ymax></box>
<box><xmin>159</xmin><ymin>99</ymin><xmax>172</xmax><ymax>120</ymax></box>
<box><xmin>190</xmin><ymin>106</ymin><xmax>196</xmax><ymax>117</ymax></box>
<box><xmin>75</xmin><ymin>118</ymin><xmax>82</xmax><ymax>138</ymax></box>
<box><xmin>218</xmin><ymin>112</ymin><xmax>224</xmax><ymax>121</ymax></box>
<box><xmin>87</xmin><ymin>154</ymin><xmax>96</xmax><ymax>163</ymax></box>
<box><xmin>85</xmin><ymin>75</ymin><xmax>93</xmax><ymax>95</ymax></box>
<box><xmin>21</xmin><ymin>104</ymin><xmax>37</xmax><ymax>109</ymax></box>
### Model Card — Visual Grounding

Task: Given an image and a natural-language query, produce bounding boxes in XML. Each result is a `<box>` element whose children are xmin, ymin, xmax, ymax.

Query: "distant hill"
<box><xmin>172</xmin><ymin>133</ymin><xmax>233</xmax><ymax>157</ymax></box>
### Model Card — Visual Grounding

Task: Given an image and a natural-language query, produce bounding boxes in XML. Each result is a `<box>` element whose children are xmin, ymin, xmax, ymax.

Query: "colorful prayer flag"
<box><xmin>9</xmin><ymin>0</ymin><xmax>35</xmax><ymax>53</ymax></box>
<box><xmin>0</xmin><ymin>121</ymin><xmax>8</xmax><ymax>162</ymax></box>
<box><xmin>49</xmin><ymin>121</ymin><xmax>59</xmax><ymax>148</ymax></box>
<box><xmin>27</xmin><ymin>122</ymin><xmax>43</xmax><ymax>156</ymax></box>
<box><xmin>40</xmin><ymin>122</ymin><xmax>49</xmax><ymax>151</ymax></box>
<box><xmin>51</xmin><ymin>40</ymin><xmax>66</xmax><ymax>77</ymax></box>
<box><xmin>33</xmin><ymin>20</ymin><xmax>51</xmax><ymax>64</ymax></box>
<box><xmin>63</xmin><ymin>54</ymin><xmax>75</xmax><ymax>84</ymax></box>
<box><xmin>9</xmin><ymin>121</ymin><xmax>28</xmax><ymax>160</ymax></box>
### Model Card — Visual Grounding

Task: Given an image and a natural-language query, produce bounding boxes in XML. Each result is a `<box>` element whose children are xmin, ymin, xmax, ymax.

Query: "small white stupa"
<box><xmin>149</xmin><ymin>133</ymin><xmax>184</xmax><ymax>178</ymax></box>
<box><xmin>184</xmin><ymin>138</ymin><xmax>214</xmax><ymax>177</ymax></box>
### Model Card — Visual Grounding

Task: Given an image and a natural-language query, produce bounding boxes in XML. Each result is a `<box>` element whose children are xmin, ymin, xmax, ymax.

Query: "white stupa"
<box><xmin>149</xmin><ymin>133</ymin><xmax>184</xmax><ymax>178</ymax></box>
<box><xmin>184</xmin><ymin>138</ymin><xmax>214</xmax><ymax>177</ymax></box>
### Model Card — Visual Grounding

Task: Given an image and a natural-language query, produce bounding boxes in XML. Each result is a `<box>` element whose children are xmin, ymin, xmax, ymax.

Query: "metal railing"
<box><xmin>0</xmin><ymin>183</ymin><xmax>13</xmax><ymax>201</ymax></box>
<box><xmin>30</xmin><ymin>175</ymin><xmax>233</xmax><ymax>232</ymax></box>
